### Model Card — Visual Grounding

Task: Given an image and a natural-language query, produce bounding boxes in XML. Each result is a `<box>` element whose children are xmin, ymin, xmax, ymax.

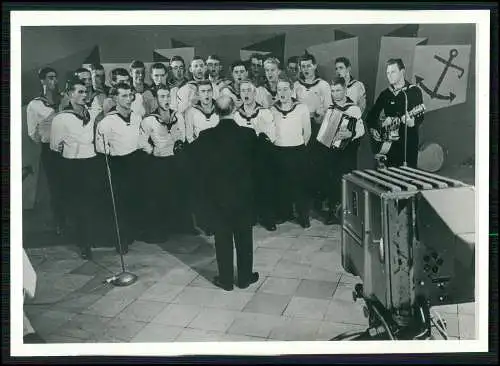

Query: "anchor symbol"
<box><xmin>415</xmin><ymin>49</ymin><xmax>465</xmax><ymax>103</ymax></box>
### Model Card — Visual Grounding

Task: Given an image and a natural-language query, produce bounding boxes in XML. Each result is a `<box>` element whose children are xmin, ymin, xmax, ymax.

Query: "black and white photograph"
<box><xmin>9</xmin><ymin>7</ymin><xmax>491</xmax><ymax>357</ymax></box>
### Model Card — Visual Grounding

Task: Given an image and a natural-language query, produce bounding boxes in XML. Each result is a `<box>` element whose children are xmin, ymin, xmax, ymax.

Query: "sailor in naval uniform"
<box><xmin>317</xmin><ymin>77</ymin><xmax>365</xmax><ymax>224</ymax></box>
<box><xmin>50</xmin><ymin>77</ymin><xmax>100</xmax><ymax>259</ymax></box>
<box><xmin>26</xmin><ymin>67</ymin><xmax>66</xmax><ymax>234</ymax></box>
<box><xmin>234</xmin><ymin>80</ymin><xmax>277</xmax><ymax>231</ymax></box>
<box><xmin>139</xmin><ymin>84</ymin><xmax>188</xmax><ymax>241</ymax></box>
<box><xmin>335</xmin><ymin>57</ymin><xmax>367</xmax><ymax>115</ymax></box>
<box><xmin>168</xmin><ymin>55</ymin><xmax>188</xmax><ymax>111</ymax></box>
<box><xmin>271</xmin><ymin>77</ymin><xmax>311</xmax><ymax>229</ymax></box>
<box><xmin>294</xmin><ymin>53</ymin><xmax>333</xmax><ymax>212</ymax></box>
<box><xmin>206</xmin><ymin>54</ymin><xmax>226</xmax><ymax>99</ymax></box>
<box><xmin>184</xmin><ymin>80</ymin><xmax>220</xmax><ymax>235</ymax></box>
<box><xmin>95</xmin><ymin>82</ymin><xmax>146</xmax><ymax>253</ymax></box>
<box><xmin>175</xmin><ymin>56</ymin><xmax>207</xmax><ymax>114</ymax></box>
<box><xmin>255</xmin><ymin>57</ymin><xmax>283</xmax><ymax>108</ymax></box>
<box><xmin>220</xmin><ymin>61</ymin><xmax>248</xmax><ymax>109</ymax></box>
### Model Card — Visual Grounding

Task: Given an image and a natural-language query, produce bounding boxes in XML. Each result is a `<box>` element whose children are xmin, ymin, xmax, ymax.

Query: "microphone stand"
<box><xmin>402</xmin><ymin>89</ymin><xmax>409</xmax><ymax>167</ymax></box>
<box><xmin>103</xmin><ymin>136</ymin><xmax>138</xmax><ymax>287</ymax></box>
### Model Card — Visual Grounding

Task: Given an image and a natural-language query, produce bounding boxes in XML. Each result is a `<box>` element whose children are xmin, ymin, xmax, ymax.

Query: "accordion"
<box><xmin>317</xmin><ymin>108</ymin><xmax>357</xmax><ymax>150</ymax></box>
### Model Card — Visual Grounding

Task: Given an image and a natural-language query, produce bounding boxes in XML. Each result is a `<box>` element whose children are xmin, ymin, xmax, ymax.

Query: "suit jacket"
<box><xmin>190</xmin><ymin>117</ymin><xmax>257</xmax><ymax>225</ymax></box>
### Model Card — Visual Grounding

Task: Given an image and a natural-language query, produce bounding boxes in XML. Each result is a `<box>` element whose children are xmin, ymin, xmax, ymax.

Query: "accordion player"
<box><xmin>316</xmin><ymin>94</ymin><xmax>365</xmax><ymax>224</ymax></box>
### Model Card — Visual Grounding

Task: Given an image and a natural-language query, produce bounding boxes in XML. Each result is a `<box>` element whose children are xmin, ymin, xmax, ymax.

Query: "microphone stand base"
<box><xmin>110</xmin><ymin>272</ymin><xmax>138</xmax><ymax>287</ymax></box>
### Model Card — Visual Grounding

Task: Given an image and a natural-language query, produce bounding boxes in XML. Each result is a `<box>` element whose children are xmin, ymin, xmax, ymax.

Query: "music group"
<box><xmin>27</xmin><ymin>52</ymin><xmax>425</xmax><ymax>290</ymax></box>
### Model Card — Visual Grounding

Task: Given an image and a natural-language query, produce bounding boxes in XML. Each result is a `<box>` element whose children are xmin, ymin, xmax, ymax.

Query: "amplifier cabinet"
<box><xmin>341</xmin><ymin>166</ymin><xmax>474</xmax><ymax>315</ymax></box>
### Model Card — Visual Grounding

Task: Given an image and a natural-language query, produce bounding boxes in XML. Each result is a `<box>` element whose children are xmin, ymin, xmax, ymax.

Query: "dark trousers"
<box><xmin>213</xmin><ymin>210</ymin><xmax>254</xmax><ymax>284</ymax></box>
<box><xmin>62</xmin><ymin>157</ymin><xmax>99</xmax><ymax>250</ymax></box>
<box><xmin>174</xmin><ymin>145</ymin><xmax>197</xmax><ymax>233</ymax></box>
<box><xmin>254</xmin><ymin>139</ymin><xmax>278</xmax><ymax>225</ymax></box>
<box><xmin>307</xmin><ymin>123</ymin><xmax>328</xmax><ymax>204</ymax></box>
<box><xmin>40</xmin><ymin>143</ymin><xmax>67</xmax><ymax>227</ymax></box>
<box><xmin>144</xmin><ymin>155</ymin><xmax>177</xmax><ymax>238</ymax></box>
<box><xmin>274</xmin><ymin>145</ymin><xmax>310</xmax><ymax>221</ymax></box>
<box><xmin>386</xmin><ymin>137</ymin><xmax>419</xmax><ymax>168</ymax></box>
<box><xmin>107</xmin><ymin>151</ymin><xmax>144</xmax><ymax>247</ymax></box>
<box><xmin>325</xmin><ymin>143</ymin><xmax>359</xmax><ymax>211</ymax></box>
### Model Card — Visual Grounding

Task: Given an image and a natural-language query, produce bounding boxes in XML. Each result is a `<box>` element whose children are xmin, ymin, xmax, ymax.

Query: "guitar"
<box><xmin>372</xmin><ymin>103</ymin><xmax>425</xmax><ymax>156</ymax></box>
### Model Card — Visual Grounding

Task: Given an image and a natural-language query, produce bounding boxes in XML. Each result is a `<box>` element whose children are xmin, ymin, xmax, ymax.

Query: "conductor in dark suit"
<box><xmin>191</xmin><ymin>95</ymin><xmax>259</xmax><ymax>291</ymax></box>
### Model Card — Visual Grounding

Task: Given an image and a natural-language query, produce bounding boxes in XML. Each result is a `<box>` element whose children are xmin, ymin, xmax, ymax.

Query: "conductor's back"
<box><xmin>190</xmin><ymin>95</ymin><xmax>259</xmax><ymax>291</ymax></box>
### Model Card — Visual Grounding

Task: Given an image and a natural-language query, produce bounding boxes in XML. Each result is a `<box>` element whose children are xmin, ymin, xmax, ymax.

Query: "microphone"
<box><xmin>102</xmin><ymin>136</ymin><xmax>138</xmax><ymax>287</ymax></box>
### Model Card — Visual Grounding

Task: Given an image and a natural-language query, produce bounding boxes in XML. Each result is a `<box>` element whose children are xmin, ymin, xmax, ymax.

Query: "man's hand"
<box><xmin>370</xmin><ymin>128</ymin><xmax>382</xmax><ymax>142</ymax></box>
<box><xmin>337</xmin><ymin>130</ymin><xmax>353</xmax><ymax>140</ymax></box>
<box><xmin>405</xmin><ymin>115</ymin><xmax>415</xmax><ymax>127</ymax></box>
<box><xmin>381</xmin><ymin>116</ymin><xmax>393</xmax><ymax>128</ymax></box>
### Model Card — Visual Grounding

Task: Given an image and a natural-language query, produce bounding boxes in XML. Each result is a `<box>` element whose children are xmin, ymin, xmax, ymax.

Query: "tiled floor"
<box><xmin>24</xmin><ymin>219</ymin><xmax>475</xmax><ymax>343</ymax></box>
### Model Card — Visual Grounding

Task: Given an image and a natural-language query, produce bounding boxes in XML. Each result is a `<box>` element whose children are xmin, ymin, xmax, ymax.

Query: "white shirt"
<box><xmin>233</xmin><ymin>104</ymin><xmax>276</xmax><ymax>142</ymax></box>
<box><xmin>26</xmin><ymin>97</ymin><xmax>56</xmax><ymax>143</ymax></box>
<box><xmin>271</xmin><ymin>102</ymin><xmax>311</xmax><ymax>147</ymax></box>
<box><xmin>220</xmin><ymin>81</ymin><xmax>243</xmax><ymax>109</ymax></box>
<box><xmin>176</xmin><ymin>81</ymin><xmax>199</xmax><ymax>114</ymax></box>
<box><xmin>140</xmin><ymin>110</ymin><xmax>186</xmax><ymax>157</ymax></box>
<box><xmin>184</xmin><ymin>102</ymin><xmax>219</xmax><ymax>143</ymax></box>
<box><xmin>255</xmin><ymin>83</ymin><xmax>278</xmax><ymax>109</ymax></box>
<box><xmin>293</xmin><ymin>78</ymin><xmax>332</xmax><ymax>117</ymax></box>
<box><xmin>50</xmin><ymin>109</ymin><xmax>96</xmax><ymax>159</ymax></box>
<box><xmin>95</xmin><ymin>110</ymin><xmax>143</xmax><ymax>156</ymax></box>
<box><xmin>346</xmin><ymin>79</ymin><xmax>367</xmax><ymax>114</ymax></box>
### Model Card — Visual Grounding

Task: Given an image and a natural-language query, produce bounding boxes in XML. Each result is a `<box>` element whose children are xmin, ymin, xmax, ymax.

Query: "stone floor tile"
<box><xmin>332</xmin><ymin>282</ymin><xmax>356</xmax><ymax>302</ymax></box>
<box><xmin>227</xmin><ymin>313</ymin><xmax>285</xmax><ymax>338</ymax></box>
<box><xmin>105</xmin><ymin>279</ymin><xmax>158</xmax><ymax>302</ymax></box>
<box><xmin>159</xmin><ymin>267</ymin><xmax>198</xmax><ymax>286</ymax></box>
<box><xmin>138</xmin><ymin>283</ymin><xmax>186</xmax><ymax>303</ymax></box>
<box><xmin>242</xmin><ymin>293</ymin><xmax>292</xmax><ymax>316</ymax></box>
<box><xmin>188</xmin><ymin>308</ymin><xmax>239</xmax><ymax>332</ymax></box>
<box><xmin>324</xmin><ymin>299</ymin><xmax>368</xmax><ymax>326</ymax></box>
<box><xmin>44</xmin><ymin>333</ymin><xmax>87</xmax><ymax>344</ymax></box>
<box><xmin>283</xmin><ymin>297</ymin><xmax>330</xmax><ymax>320</ymax></box>
<box><xmin>337</xmin><ymin>272</ymin><xmax>362</xmax><ymax>285</ymax></box>
<box><xmin>253</xmin><ymin>248</ymin><xmax>286</xmax><ymax>268</ymax></box>
<box><xmin>95</xmin><ymin>318</ymin><xmax>148</xmax><ymax>342</ymax></box>
<box><xmin>56</xmin><ymin>313</ymin><xmax>113</xmax><ymax>340</ymax></box>
<box><xmin>316</xmin><ymin>321</ymin><xmax>367</xmax><ymax>341</ymax></box>
<box><xmin>29</xmin><ymin>309</ymin><xmax>77</xmax><ymax>338</ymax></box>
<box><xmin>268</xmin><ymin>318</ymin><xmax>323</xmax><ymax>341</ymax></box>
<box><xmin>151</xmin><ymin>303</ymin><xmax>203</xmax><ymax>327</ymax></box>
<box><xmin>258</xmin><ymin>277</ymin><xmax>301</xmax><ymax>296</ymax></box>
<box><xmin>295</xmin><ymin>279</ymin><xmax>338</xmax><ymax>300</ymax></box>
<box><xmin>257</xmin><ymin>237</ymin><xmax>295</xmax><ymax>251</ymax></box>
<box><xmin>174</xmin><ymin>328</ymin><xmax>225</xmax><ymax>342</ymax></box>
<box><xmin>115</xmin><ymin>299</ymin><xmax>168</xmax><ymax>322</ymax></box>
<box><xmin>82</xmin><ymin>294</ymin><xmax>135</xmax><ymax>318</ymax></box>
<box><xmin>188</xmin><ymin>273</ymin><xmax>219</xmax><ymax>290</ymax></box>
<box><xmin>205</xmin><ymin>290</ymin><xmax>254</xmax><ymax>311</ymax></box>
<box><xmin>130</xmin><ymin>323</ymin><xmax>184</xmax><ymax>343</ymax></box>
<box><xmin>171</xmin><ymin>287</ymin><xmax>221</xmax><ymax>306</ymax></box>
<box><xmin>433</xmin><ymin>304</ymin><xmax>459</xmax><ymax>316</ymax></box>
<box><xmin>54</xmin><ymin>293</ymin><xmax>104</xmax><ymax>314</ymax></box>
<box><xmin>271</xmin><ymin>260</ymin><xmax>311</xmax><ymax>279</ymax></box>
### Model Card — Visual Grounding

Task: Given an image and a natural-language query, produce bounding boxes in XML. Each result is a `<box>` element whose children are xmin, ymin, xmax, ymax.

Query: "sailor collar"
<box><xmin>346</xmin><ymin>79</ymin><xmax>360</xmax><ymax>89</ymax></box>
<box><xmin>148</xmin><ymin>108</ymin><xmax>178</xmax><ymax>130</ymax></box>
<box><xmin>329</xmin><ymin>97</ymin><xmax>356</xmax><ymax>112</ymax></box>
<box><xmin>193</xmin><ymin>100</ymin><xmax>217</xmax><ymax>119</ymax></box>
<box><xmin>263</xmin><ymin>81</ymin><xmax>278</xmax><ymax>97</ymax></box>
<box><xmin>273</xmin><ymin>99</ymin><xmax>300</xmax><ymax>118</ymax></box>
<box><xmin>107</xmin><ymin>108</ymin><xmax>133</xmax><ymax>125</ymax></box>
<box><xmin>34</xmin><ymin>96</ymin><xmax>57</xmax><ymax>109</ymax></box>
<box><xmin>297</xmin><ymin>78</ymin><xmax>322</xmax><ymax>90</ymax></box>
<box><xmin>223</xmin><ymin>81</ymin><xmax>241</xmax><ymax>98</ymax></box>
<box><xmin>237</xmin><ymin>103</ymin><xmax>263</xmax><ymax>121</ymax></box>
<box><xmin>61</xmin><ymin>105</ymin><xmax>91</xmax><ymax>125</ymax></box>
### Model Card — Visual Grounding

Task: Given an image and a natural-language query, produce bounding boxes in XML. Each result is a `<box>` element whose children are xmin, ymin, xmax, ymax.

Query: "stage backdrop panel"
<box><xmin>411</xmin><ymin>45</ymin><xmax>471</xmax><ymax>112</ymax></box>
<box><xmin>153</xmin><ymin>47</ymin><xmax>196</xmax><ymax>68</ymax></box>
<box><xmin>307</xmin><ymin>36</ymin><xmax>359</xmax><ymax>84</ymax></box>
<box><xmin>240</xmin><ymin>50</ymin><xmax>271</xmax><ymax>62</ymax></box>
<box><xmin>373</xmin><ymin>36</ymin><xmax>428</xmax><ymax>101</ymax></box>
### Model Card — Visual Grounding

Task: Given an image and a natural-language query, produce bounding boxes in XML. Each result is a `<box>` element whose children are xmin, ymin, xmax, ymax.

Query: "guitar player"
<box><xmin>367</xmin><ymin>58</ymin><xmax>425</xmax><ymax>168</ymax></box>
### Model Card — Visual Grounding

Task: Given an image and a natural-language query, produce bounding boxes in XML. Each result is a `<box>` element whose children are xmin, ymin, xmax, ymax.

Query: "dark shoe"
<box><xmin>80</xmin><ymin>246</ymin><xmax>92</xmax><ymax>260</ymax></box>
<box><xmin>298</xmin><ymin>217</ymin><xmax>311</xmax><ymax>229</ymax></box>
<box><xmin>237</xmin><ymin>272</ymin><xmax>259</xmax><ymax>289</ymax></box>
<box><xmin>213</xmin><ymin>276</ymin><xmax>233</xmax><ymax>291</ymax></box>
<box><xmin>325</xmin><ymin>211</ymin><xmax>340</xmax><ymax>225</ymax></box>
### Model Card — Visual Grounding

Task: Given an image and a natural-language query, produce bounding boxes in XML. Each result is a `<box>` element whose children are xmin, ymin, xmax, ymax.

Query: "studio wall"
<box><xmin>20</xmin><ymin>24</ymin><xmax>476</xmax><ymax>209</ymax></box>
